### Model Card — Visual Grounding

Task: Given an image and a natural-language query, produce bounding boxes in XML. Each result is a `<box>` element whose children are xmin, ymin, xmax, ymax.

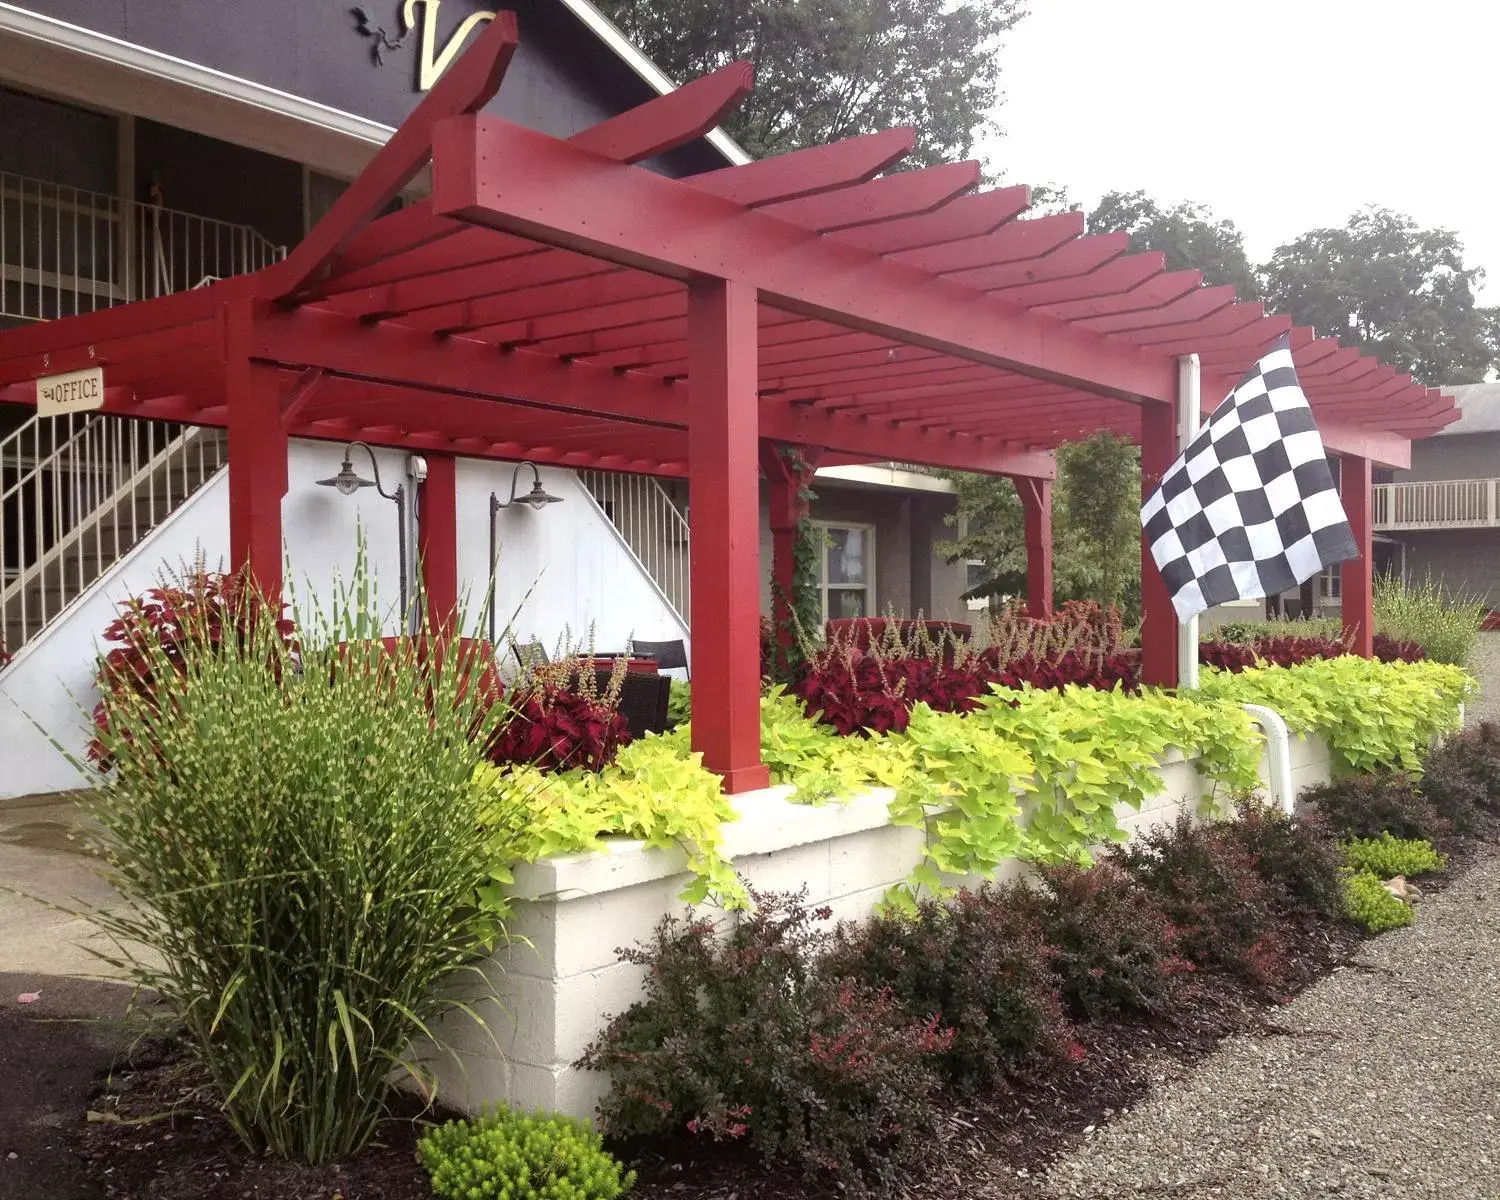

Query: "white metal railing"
<box><xmin>1</xmin><ymin>413</ymin><xmax>225</xmax><ymax>652</ymax></box>
<box><xmin>1372</xmin><ymin>478</ymin><xmax>1499</xmax><ymax>531</ymax></box>
<box><xmin>0</xmin><ymin>170</ymin><xmax>285</xmax><ymax>323</ymax></box>
<box><xmin>577</xmin><ymin>469</ymin><xmax>690</xmax><ymax>626</ymax></box>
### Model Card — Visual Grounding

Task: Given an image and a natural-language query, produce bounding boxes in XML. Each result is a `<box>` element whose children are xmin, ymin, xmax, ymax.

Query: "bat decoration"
<box><xmin>351</xmin><ymin>6</ymin><xmax>407</xmax><ymax>64</ymax></box>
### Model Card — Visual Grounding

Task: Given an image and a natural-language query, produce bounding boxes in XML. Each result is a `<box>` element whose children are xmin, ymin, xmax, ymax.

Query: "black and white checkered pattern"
<box><xmin>1141</xmin><ymin>336</ymin><xmax>1358</xmax><ymax>621</ymax></box>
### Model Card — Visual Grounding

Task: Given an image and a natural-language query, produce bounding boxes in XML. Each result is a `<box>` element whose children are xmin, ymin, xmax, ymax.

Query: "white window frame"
<box><xmin>813</xmin><ymin>520</ymin><xmax>876</xmax><ymax>622</ymax></box>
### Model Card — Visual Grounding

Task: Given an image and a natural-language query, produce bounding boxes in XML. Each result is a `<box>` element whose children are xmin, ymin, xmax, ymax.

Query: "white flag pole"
<box><xmin>1176</xmin><ymin>353</ymin><xmax>1201</xmax><ymax>689</ymax></box>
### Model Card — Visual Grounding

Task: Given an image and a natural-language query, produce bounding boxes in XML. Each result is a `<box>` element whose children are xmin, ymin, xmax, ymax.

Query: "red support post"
<box><xmin>418</xmin><ymin>452</ymin><xmax>460</xmax><ymax>634</ymax></box>
<box><xmin>689</xmin><ymin>278</ymin><xmax>770</xmax><ymax>794</ymax></box>
<box><xmin>1139</xmin><ymin>400</ymin><xmax>1179</xmax><ymax>688</ymax></box>
<box><xmin>1013</xmin><ymin>476</ymin><xmax>1053</xmax><ymax>618</ymax></box>
<box><xmin>1340</xmin><ymin>453</ymin><xmax>1374</xmax><ymax>657</ymax></box>
<box><xmin>761</xmin><ymin>440</ymin><xmax>824</xmax><ymax>670</ymax></box>
<box><xmin>225</xmin><ymin>307</ymin><xmax>288</xmax><ymax>602</ymax></box>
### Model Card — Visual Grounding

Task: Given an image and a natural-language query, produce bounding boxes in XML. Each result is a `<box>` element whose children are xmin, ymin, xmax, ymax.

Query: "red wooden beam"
<box><xmin>761</xmin><ymin>160</ymin><xmax>980</xmax><ymax>233</ymax></box>
<box><xmin>569</xmin><ymin>61</ymin><xmax>754</xmax><ymax>163</ymax></box>
<box><xmin>688</xmin><ymin>278</ymin><xmax>769</xmax><ymax>792</ymax></box>
<box><xmin>1073</xmin><ymin>284</ymin><xmax>1238</xmax><ymax>335</ymax></box>
<box><xmin>1038</xmin><ymin>268</ymin><xmax>1202</xmax><ymax>322</ymax></box>
<box><xmin>955</xmin><ymin>233</ymin><xmax>1132</xmax><ymax>294</ymax></box>
<box><xmin>831</xmin><ymin>184</ymin><xmax>1031</xmax><ymax>254</ymax></box>
<box><xmin>1341</xmin><ymin>453</ymin><xmax>1374</xmax><ymax>656</ymax></box>
<box><xmin>688</xmin><ymin>127</ymin><xmax>915</xmax><ymax>207</ymax></box>
<box><xmin>891</xmin><ymin>211</ymin><xmax>1084</xmax><ymax>275</ymax></box>
<box><xmin>263</xmin><ymin>13</ymin><xmax>519</xmax><ymax>301</ymax></box>
<box><xmin>431</xmin><ymin>115</ymin><xmax>1179</xmax><ymax>402</ymax></box>
<box><xmin>418</xmin><ymin>453</ymin><xmax>459</xmax><ymax>632</ymax></box>
<box><xmin>1015</xmin><ymin>476</ymin><xmax>1053</xmax><ymax>617</ymax></box>
<box><xmin>1139</xmin><ymin>399</ymin><xmax>1178</xmax><ymax>689</ymax></box>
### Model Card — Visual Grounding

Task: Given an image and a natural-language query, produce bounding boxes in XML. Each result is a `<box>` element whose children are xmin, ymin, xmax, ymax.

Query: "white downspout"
<box><xmin>1177</xmin><ymin>354</ymin><xmax>1201</xmax><ymax>690</ymax></box>
<box><xmin>1242</xmin><ymin>703</ymin><xmax>1295</xmax><ymax>815</ymax></box>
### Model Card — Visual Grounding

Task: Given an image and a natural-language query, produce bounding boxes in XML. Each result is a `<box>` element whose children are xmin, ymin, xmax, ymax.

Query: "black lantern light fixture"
<box><xmin>317</xmin><ymin>441</ymin><xmax>426</xmax><ymax>632</ymax></box>
<box><xmin>487</xmin><ymin>461</ymin><xmax>563</xmax><ymax>640</ymax></box>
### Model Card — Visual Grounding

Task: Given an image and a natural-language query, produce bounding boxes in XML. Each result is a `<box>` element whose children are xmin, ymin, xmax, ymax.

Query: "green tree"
<box><xmin>938</xmin><ymin>433</ymin><xmax>1142</xmax><ymax>615</ymax></box>
<box><xmin>594</xmin><ymin>0</ymin><xmax>1027</xmax><ymax>166</ymax></box>
<box><xmin>1088</xmin><ymin>190</ymin><xmax>1259</xmax><ymax>298</ymax></box>
<box><xmin>1261</xmin><ymin>206</ymin><xmax>1500</xmax><ymax>386</ymax></box>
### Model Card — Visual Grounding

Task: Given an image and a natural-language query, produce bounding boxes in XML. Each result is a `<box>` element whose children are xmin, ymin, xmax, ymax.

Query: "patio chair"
<box><xmin>512</xmin><ymin>640</ymin><xmax>550</xmax><ymax>668</ymax></box>
<box><xmin>599</xmin><ymin>669</ymin><xmax>673</xmax><ymax>741</ymax></box>
<box><xmin>630</xmin><ymin>638</ymin><xmax>689</xmax><ymax>676</ymax></box>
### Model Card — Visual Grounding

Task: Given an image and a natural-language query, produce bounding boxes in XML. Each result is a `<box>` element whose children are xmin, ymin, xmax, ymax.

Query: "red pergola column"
<box><xmin>760</xmin><ymin>440</ymin><xmax>824</xmax><ymax>669</ymax></box>
<box><xmin>1340</xmin><ymin>453</ymin><xmax>1374</xmax><ymax>656</ymax></box>
<box><xmin>1013</xmin><ymin>476</ymin><xmax>1053</xmax><ymax>617</ymax></box>
<box><xmin>689</xmin><ymin>278</ymin><xmax>770</xmax><ymax>793</ymax></box>
<box><xmin>1139</xmin><ymin>400</ymin><xmax>1178</xmax><ymax>688</ymax></box>
<box><xmin>418</xmin><ymin>452</ymin><xmax>460</xmax><ymax>633</ymax></box>
<box><xmin>225</xmin><ymin>318</ymin><xmax>288</xmax><ymax>602</ymax></box>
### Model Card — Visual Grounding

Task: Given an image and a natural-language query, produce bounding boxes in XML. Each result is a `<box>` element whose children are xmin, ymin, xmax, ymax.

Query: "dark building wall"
<box><xmin>0</xmin><ymin>87</ymin><xmax>116</xmax><ymax>190</ymax></box>
<box><xmin>1400</xmin><ymin>433</ymin><xmax>1500</xmax><ymax>483</ymax></box>
<box><xmin>1398</xmin><ymin>528</ymin><xmax>1500</xmax><ymax>608</ymax></box>
<box><xmin>16</xmin><ymin>0</ymin><xmax>723</xmax><ymax>174</ymax></box>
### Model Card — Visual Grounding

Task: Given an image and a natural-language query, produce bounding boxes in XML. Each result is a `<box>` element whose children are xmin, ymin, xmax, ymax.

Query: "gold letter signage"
<box><xmin>403</xmin><ymin>0</ymin><xmax>497</xmax><ymax>91</ymax></box>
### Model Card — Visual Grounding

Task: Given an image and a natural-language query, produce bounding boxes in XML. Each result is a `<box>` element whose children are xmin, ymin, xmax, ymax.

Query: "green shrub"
<box><xmin>1420</xmin><ymin>722</ymin><xmax>1500</xmax><ymax>834</ymax></box>
<box><xmin>1207</xmin><ymin>616</ymin><xmax>1341</xmax><ymax>644</ymax></box>
<box><xmin>1010</xmin><ymin>863</ymin><xmax>1190</xmax><ymax>1020</ymax></box>
<box><xmin>1374</xmin><ymin>573</ymin><xmax>1486</xmax><ymax>667</ymax></box>
<box><xmin>828</xmin><ymin>885</ymin><xmax>1075</xmax><ymax>1089</ymax></box>
<box><xmin>665</xmin><ymin>676</ymin><xmax>691</xmax><ymax>729</ymax></box>
<box><xmin>1342</xmin><ymin>871</ymin><xmax>1415</xmax><ymax>933</ymax></box>
<box><xmin>82</xmin><ymin>566</ymin><xmax>523</xmax><ymax>1163</ymax></box>
<box><xmin>1343</xmin><ymin>833</ymin><xmax>1447</xmax><ymax>879</ymax></box>
<box><xmin>1111</xmin><ymin>814</ymin><xmax>1285</xmax><ymax>986</ymax></box>
<box><xmin>1217</xmin><ymin>800</ymin><xmax>1347</xmax><ymax>921</ymax></box>
<box><xmin>1298</xmin><ymin>773</ymin><xmax>1449</xmax><ymax>842</ymax></box>
<box><xmin>418</xmin><ymin>1107</ymin><xmax>635</xmax><ymax>1200</ymax></box>
<box><xmin>579</xmin><ymin>889</ymin><xmax>951</xmax><ymax>1188</ymax></box>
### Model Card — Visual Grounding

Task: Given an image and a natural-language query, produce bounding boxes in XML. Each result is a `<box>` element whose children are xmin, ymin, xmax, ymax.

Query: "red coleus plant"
<box><xmin>1200</xmin><ymin>630</ymin><xmax>1426</xmax><ymax>674</ymax></box>
<box><xmin>90</xmin><ymin>568</ymin><xmax>295</xmax><ymax>767</ymax></box>
<box><xmin>486</xmin><ymin>684</ymin><xmax>631</xmax><ymax>773</ymax></box>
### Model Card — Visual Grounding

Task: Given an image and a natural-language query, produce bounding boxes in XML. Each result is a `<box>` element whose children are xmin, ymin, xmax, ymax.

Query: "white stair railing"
<box><xmin>0</xmin><ymin>169</ymin><xmax>285</xmax><ymax>323</ymax></box>
<box><xmin>1</xmin><ymin>413</ymin><xmax>225</xmax><ymax>653</ymax></box>
<box><xmin>577</xmin><ymin>470</ymin><xmax>691</xmax><ymax>626</ymax></box>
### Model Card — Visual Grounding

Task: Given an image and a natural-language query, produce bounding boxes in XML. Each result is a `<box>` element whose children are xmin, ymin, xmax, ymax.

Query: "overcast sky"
<box><xmin>985</xmin><ymin>0</ymin><xmax>1500</xmax><ymax>299</ymax></box>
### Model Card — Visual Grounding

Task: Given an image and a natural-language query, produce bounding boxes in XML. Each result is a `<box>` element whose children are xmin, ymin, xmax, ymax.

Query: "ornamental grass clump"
<box><xmin>82</xmin><ymin>565</ymin><xmax>528</xmax><ymax>1164</ymax></box>
<box><xmin>1374</xmin><ymin>573</ymin><xmax>1485</xmax><ymax>667</ymax></box>
<box><xmin>418</xmin><ymin>1106</ymin><xmax>636</xmax><ymax>1200</ymax></box>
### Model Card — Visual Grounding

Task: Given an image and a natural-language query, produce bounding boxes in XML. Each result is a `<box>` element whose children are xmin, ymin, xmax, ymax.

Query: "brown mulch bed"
<box><xmin>52</xmin><ymin>894</ymin><xmax>1363</xmax><ymax>1199</ymax></box>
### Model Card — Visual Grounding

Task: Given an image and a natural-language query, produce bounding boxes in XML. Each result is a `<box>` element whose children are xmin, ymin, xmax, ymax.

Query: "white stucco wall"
<box><xmin>0</xmin><ymin>442</ymin><xmax>685</xmax><ymax>799</ymax></box>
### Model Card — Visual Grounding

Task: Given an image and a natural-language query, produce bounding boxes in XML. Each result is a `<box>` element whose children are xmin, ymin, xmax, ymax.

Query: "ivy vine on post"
<box><xmin>762</xmin><ymin>441</ymin><xmax>825</xmax><ymax>683</ymax></box>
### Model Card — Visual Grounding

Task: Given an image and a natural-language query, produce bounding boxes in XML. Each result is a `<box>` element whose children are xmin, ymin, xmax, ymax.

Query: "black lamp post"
<box><xmin>316</xmin><ymin>441</ymin><xmax>425</xmax><ymax>632</ymax></box>
<box><xmin>487</xmin><ymin>462</ymin><xmax>564</xmax><ymax>642</ymax></box>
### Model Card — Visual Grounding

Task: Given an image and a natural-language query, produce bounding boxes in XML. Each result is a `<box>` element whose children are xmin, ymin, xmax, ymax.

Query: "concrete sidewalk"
<box><xmin>0</xmin><ymin>794</ymin><xmax>124</xmax><ymax>979</ymax></box>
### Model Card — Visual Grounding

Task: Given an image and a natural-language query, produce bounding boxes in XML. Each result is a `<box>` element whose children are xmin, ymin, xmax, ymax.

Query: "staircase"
<box><xmin>577</xmin><ymin>470</ymin><xmax>691</xmax><ymax>626</ymax></box>
<box><xmin>1</xmin><ymin>413</ymin><xmax>226</xmax><ymax>657</ymax></box>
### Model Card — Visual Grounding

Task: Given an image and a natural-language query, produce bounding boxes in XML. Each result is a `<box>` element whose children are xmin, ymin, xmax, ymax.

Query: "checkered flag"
<box><xmin>1141</xmin><ymin>336</ymin><xmax>1358</xmax><ymax>621</ymax></box>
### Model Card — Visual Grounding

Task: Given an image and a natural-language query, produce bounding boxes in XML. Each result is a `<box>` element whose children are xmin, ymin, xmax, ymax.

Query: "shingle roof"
<box><xmin>1433</xmin><ymin>383</ymin><xmax>1500</xmax><ymax>435</ymax></box>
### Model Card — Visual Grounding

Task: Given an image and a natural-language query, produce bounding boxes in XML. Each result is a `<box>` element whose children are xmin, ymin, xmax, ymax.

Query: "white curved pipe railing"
<box><xmin>1242</xmin><ymin>703</ymin><xmax>1294</xmax><ymax>816</ymax></box>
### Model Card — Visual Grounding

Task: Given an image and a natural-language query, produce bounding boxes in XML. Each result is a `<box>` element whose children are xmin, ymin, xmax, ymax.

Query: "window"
<box><xmin>814</xmin><ymin>522</ymin><xmax>875</xmax><ymax>621</ymax></box>
<box><xmin>1318</xmin><ymin>566</ymin><xmax>1341</xmax><ymax>600</ymax></box>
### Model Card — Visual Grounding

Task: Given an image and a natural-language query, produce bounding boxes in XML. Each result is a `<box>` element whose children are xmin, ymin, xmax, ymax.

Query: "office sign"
<box><xmin>36</xmin><ymin>366</ymin><xmax>105</xmax><ymax>416</ymax></box>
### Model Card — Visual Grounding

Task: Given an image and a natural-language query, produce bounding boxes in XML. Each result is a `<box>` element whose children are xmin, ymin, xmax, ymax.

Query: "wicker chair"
<box><xmin>630</xmin><ymin>638</ymin><xmax>689</xmax><ymax>676</ymax></box>
<box><xmin>597</xmin><ymin>669</ymin><xmax>672</xmax><ymax>740</ymax></box>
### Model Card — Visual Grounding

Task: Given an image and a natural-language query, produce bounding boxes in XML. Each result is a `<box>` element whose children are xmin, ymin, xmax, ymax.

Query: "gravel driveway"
<box><xmin>1466</xmin><ymin>632</ymin><xmax>1500</xmax><ymax>726</ymax></box>
<box><xmin>1027</xmin><ymin>850</ymin><xmax>1500</xmax><ymax>1200</ymax></box>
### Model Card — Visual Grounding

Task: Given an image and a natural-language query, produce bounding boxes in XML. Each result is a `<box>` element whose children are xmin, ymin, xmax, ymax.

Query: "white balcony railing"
<box><xmin>1372</xmin><ymin>478</ymin><xmax>1500</xmax><ymax>531</ymax></box>
<box><xmin>0</xmin><ymin>170</ymin><xmax>285</xmax><ymax>324</ymax></box>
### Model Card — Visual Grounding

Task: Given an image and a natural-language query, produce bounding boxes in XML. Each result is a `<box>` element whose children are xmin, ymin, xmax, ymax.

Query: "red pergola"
<box><xmin>0</xmin><ymin>16</ymin><xmax>1457</xmax><ymax>791</ymax></box>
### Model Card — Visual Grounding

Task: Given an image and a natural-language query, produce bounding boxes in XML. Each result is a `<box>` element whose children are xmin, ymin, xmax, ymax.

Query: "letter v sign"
<box><xmin>403</xmin><ymin>0</ymin><xmax>496</xmax><ymax>91</ymax></box>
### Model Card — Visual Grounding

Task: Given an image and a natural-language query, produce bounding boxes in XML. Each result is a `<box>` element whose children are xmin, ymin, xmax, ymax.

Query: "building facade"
<box><xmin>0</xmin><ymin>0</ymin><xmax>968</xmax><ymax>798</ymax></box>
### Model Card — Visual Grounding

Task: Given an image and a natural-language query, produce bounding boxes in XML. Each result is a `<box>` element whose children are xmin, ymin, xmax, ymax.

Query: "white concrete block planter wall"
<box><xmin>427</xmin><ymin>732</ymin><xmax>1336</xmax><ymax>1122</ymax></box>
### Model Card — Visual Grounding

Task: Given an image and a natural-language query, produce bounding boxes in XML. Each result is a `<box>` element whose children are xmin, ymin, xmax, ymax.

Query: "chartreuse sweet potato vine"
<box><xmin>476</xmin><ymin>660</ymin><xmax>1464</xmax><ymax>911</ymax></box>
<box><xmin>1196</xmin><ymin>657</ymin><xmax>1473</xmax><ymax>774</ymax></box>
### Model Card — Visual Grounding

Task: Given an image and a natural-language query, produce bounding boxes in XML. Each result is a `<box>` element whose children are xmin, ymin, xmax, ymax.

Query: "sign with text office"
<box><xmin>36</xmin><ymin>366</ymin><xmax>105</xmax><ymax>416</ymax></box>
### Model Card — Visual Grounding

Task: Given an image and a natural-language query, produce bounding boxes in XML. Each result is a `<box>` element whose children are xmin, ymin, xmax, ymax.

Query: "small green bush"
<box><xmin>1374</xmin><ymin>574</ymin><xmax>1485</xmax><ymax>667</ymax></box>
<box><xmin>418</xmin><ymin>1106</ymin><xmax>635</xmax><ymax>1200</ymax></box>
<box><xmin>828</xmin><ymin>885</ymin><xmax>1075</xmax><ymax>1089</ymax></box>
<box><xmin>1342</xmin><ymin>871</ymin><xmax>1415</xmax><ymax>933</ymax></box>
<box><xmin>1343</xmin><ymin>833</ymin><xmax>1447</xmax><ymax>879</ymax></box>
<box><xmin>1298</xmin><ymin>773</ymin><xmax>1449</xmax><ymax>842</ymax></box>
<box><xmin>1217</xmin><ymin>800</ymin><xmax>1347</xmax><ymax>921</ymax></box>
